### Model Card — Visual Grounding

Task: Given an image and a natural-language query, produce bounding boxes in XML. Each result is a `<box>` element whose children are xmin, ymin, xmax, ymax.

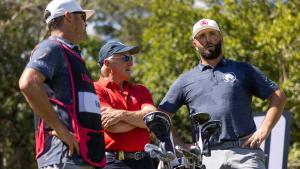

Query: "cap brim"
<box><xmin>83</xmin><ymin>10</ymin><xmax>95</xmax><ymax>21</ymax></box>
<box><xmin>116</xmin><ymin>46</ymin><xmax>140</xmax><ymax>55</ymax></box>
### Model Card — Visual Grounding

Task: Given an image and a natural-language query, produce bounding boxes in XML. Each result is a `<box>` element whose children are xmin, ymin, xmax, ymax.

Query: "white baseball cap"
<box><xmin>45</xmin><ymin>0</ymin><xmax>95</xmax><ymax>24</ymax></box>
<box><xmin>192</xmin><ymin>19</ymin><xmax>220</xmax><ymax>39</ymax></box>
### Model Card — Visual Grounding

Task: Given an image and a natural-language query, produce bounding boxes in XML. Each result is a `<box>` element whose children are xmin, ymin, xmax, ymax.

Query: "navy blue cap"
<box><xmin>98</xmin><ymin>41</ymin><xmax>140</xmax><ymax>66</ymax></box>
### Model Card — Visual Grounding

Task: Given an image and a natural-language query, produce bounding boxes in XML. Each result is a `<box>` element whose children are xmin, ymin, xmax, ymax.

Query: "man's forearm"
<box><xmin>105</xmin><ymin>122</ymin><xmax>136</xmax><ymax>133</ymax></box>
<box><xmin>260</xmin><ymin>89</ymin><xmax>287</xmax><ymax>132</ymax></box>
<box><xmin>121</xmin><ymin>105</ymin><xmax>157</xmax><ymax>128</ymax></box>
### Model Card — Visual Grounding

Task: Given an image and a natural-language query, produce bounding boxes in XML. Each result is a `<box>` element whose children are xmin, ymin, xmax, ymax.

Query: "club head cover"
<box><xmin>144</xmin><ymin>111</ymin><xmax>174</xmax><ymax>152</ymax></box>
<box><xmin>200</xmin><ymin>120</ymin><xmax>222</xmax><ymax>141</ymax></box>
<box><xmin>201</xmin><ymin>120</ymin><xmax>222</xmax><ymax>156</ymax></box>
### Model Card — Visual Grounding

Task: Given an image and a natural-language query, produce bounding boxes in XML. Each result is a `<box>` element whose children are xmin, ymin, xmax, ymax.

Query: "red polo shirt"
<box><xmin>94</xmin><ymin>78</ymin><xmax>154</xmax><ymax>152</ymax></box>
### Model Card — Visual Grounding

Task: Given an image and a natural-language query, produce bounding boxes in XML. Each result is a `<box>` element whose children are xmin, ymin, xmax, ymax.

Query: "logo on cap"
<box><xmin>200</xmin><ymin>20</ymin><xmax>208</xmax><ymax>26</ymax></box>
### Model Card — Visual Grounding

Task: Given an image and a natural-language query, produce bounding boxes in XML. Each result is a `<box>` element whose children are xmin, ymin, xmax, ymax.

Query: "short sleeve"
<box><xmin>159</xmin><ymin>76</ymin><xmax>184</xmax><ymax>114</ymax></box>
<box><xmin>248</xmin><ymin>65</ymin><xmax>278</xmax><ymax>99</ymax></box>
<box><xmin>94</xmin><ymin>82</ymin><xmax>112</xmax><ymax>108</ymax></box>
<box><xmin>26</xmin><ymin>40</ymin><xmax>63</xmax><ymax>80</ymax></box>
<box><xmin>136</xmin><ymin>85</ymin><xmax>154</xmax><ymax>108</ymax></box>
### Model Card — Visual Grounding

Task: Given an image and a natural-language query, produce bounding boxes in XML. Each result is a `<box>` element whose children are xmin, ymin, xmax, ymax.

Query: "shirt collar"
<box><xmin>49</xmin><ymin>36</ymin><xmax>81</xmax><ymax>53</ymax></box>
<box><xmin>198</xmin><ymin>57</ymin><xmax>228</xmax><ymax>71</ymax></box>
<box><xmin>98</xmin><ymin>78</ymin><xmax>132</xmax><ymax>90</ymax></box>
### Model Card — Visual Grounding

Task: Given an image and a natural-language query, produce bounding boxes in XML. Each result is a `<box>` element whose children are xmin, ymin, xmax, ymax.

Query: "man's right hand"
<box><xmin>50</xmin><ymin>130</ymin><xmax>80</xmax><ymax>156</ymax></box>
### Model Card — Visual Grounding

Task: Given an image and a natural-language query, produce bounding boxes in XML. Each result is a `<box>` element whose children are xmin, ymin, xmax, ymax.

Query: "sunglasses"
<box><xmin>111</xmin><ymin>54</ymin><xmax>133</xmax><ymax>62</ymax></box>
<box><xmin>122</xmin><ymin>55</ymin><xmax>133</xmax><ymax>62</ymax></box>
<box><xmin>72</xmin><ymin>11</ymin><xmax>86</xmax><ymax>22</ymax></box>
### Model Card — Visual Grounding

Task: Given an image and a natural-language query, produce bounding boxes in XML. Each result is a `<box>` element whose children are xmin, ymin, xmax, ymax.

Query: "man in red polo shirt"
<box><xmin>94</xmin><ymin>41</ymin><xmax>157</xmax><ymax>169</ymax></box>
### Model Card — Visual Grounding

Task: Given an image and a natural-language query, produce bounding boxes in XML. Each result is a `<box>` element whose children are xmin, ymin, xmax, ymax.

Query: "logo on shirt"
<box><xmin>130</xmin><ymin>96</ymin><xmax>136</xmax><ymax>101</ymax></box>
<box><xmin>38</xmin><ymin>47</ymin><xmax>51</xmax><ymax>59</ymax></box>
<box><xmin>129</xmin><ymin>95</ymin><xmax>138</xmax><ymax>104</ymax></box>
<box><xmin>223</xmin><ymin>72</ymin><xmax>236</xmax><ymax>82</ymax></box>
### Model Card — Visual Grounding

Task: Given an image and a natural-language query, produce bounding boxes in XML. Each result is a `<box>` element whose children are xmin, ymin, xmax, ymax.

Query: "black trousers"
<box><xmin>103</xmin><ymin>153</ymin><xmax>155</xmax><ymax>169</ymax></box>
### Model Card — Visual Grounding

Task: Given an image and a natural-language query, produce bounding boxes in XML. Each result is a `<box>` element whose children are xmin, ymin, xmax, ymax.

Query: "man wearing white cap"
<box><xmin>159</xmin><ymin>18</ymin><xmax>287</xmax><ymax>168</ymax></box>
<box><xmin>19</xmin><ymin>0</ymin><xmax>105</xmax><ymax>168</ymax></box>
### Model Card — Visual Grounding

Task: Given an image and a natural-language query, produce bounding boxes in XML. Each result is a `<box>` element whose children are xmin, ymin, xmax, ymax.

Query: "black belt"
<box><xmin>106</xmin><ymin>151</ymin><xmax>148</xmax><ymax>160</ymax></box>
<box><xmin>211</xmin><ymin>139</ymin><xmax>245</xmax><ymax>149</ymax></box>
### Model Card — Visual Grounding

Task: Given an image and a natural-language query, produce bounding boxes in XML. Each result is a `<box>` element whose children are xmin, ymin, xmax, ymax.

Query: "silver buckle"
<box><xmin>134</xmin><ymin>152</ymin><xmax>143</xmax><ymax>160</ymax></box>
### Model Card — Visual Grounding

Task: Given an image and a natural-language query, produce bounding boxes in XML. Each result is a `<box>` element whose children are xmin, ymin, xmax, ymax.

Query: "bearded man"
<box><xmin>159</xmin><ymin>19</ymin><xmax>287</xmax><ymax>169</ymax></box>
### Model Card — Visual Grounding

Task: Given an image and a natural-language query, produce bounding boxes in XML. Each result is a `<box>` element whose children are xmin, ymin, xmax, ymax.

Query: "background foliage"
<box><xmin>0</xmin><ymin>0</ymin><xmax>299</xmax><ymax>168</ymax></box>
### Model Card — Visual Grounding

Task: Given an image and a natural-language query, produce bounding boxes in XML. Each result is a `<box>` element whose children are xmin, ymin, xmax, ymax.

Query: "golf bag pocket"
<box><xmin>77</xmin><ymin>125</ymin><xmax>106</xmax><ymax>167</ymax></box>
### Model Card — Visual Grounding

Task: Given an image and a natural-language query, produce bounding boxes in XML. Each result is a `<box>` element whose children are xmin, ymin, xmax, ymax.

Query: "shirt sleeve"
<box><xmin>94</xmin><ymin>82</ymin><xmax>112</xmax><ymax>108</ymax></box>
<box><xmin>136</xmin><ymin>85</ymin><xmax>154</xmax><ymax>108</ymax></box>
<box><xmin>159</xmin><ymin>76</ymin><xmax>184</xmax><ymax>114</ymax></box>
<box><xmin>248</xmin><ymin>64</ymin><xmax>279</xmax><ymax>99</ymax></box>
<box><xmin>25</xmin><ymin>40</ymin><xmax>63</xmax><ymax>81</ymax></box>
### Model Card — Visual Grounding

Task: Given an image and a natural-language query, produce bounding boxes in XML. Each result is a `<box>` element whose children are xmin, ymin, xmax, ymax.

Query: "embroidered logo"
<box><xmin>129</xmin><ymin>95</ymin><xmax>138</xmax><ymax>104</ymax></box>
<box><xmin>223</xmin><ymin>72</ymin><xmax>236</xmax><ymax>82</ymax></box>
<box><xmin>130</xmin><ymin>95</ymin><xmax>136</xmax><ymax>101</ymax></box>
<box><xmin>200</xmin><ymin>20</ymin><xmax>208</xmax><ymax>26</ymax></box>
<box><xmin>38</xmin><ymin>47</ymin><xmax>51</xmax><ymax>59</ymax></box>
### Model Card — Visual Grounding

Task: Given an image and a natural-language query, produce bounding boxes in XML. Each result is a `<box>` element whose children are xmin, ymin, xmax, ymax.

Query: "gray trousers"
<box><xmin>40</xmin><ymin>163</ymin><xmax>95</xmax><ymax>169</ymax></box>
<box><xmin>202</xmin><ymin>147</ymin><xmax>266</xmax><ymax>169</ymax></box>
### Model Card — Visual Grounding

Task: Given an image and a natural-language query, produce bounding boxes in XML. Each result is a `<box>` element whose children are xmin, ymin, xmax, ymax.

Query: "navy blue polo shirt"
<box><xmin>159</xmin><ymin>58</ymin><xmax>278</xmax><ymax>142</ymax></box>
<box><xmin>26</xmin><ymin>36</ymin><xmax>86</xmax><ymax>167</ymax></box>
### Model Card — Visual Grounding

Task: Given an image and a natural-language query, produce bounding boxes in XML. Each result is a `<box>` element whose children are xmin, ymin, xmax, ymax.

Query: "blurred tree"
<box><xmin>0</xmin><ymin>0</ymin><xmax>47</xmax><ymax>168</ymax></box>
<box><xmin>84</xmin><ymin>0</ymin><xmax>150</xmax><ymax>45</ymax></box>
<box><xmin>134</xmin><ymin>0</ymin><xmax>197</xmax><ymax>142</ymax></box>
<box><xmin>80</xmin><ymin>0</ymin><xmax>152</xmax><ymax>81</ymax></box>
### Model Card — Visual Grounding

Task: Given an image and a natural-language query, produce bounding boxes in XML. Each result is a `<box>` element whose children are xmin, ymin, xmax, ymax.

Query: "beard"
<box><xmin>198</xmin><ymin>41</ymin><xmax>222</xmax><ymax>60</ymax></box>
